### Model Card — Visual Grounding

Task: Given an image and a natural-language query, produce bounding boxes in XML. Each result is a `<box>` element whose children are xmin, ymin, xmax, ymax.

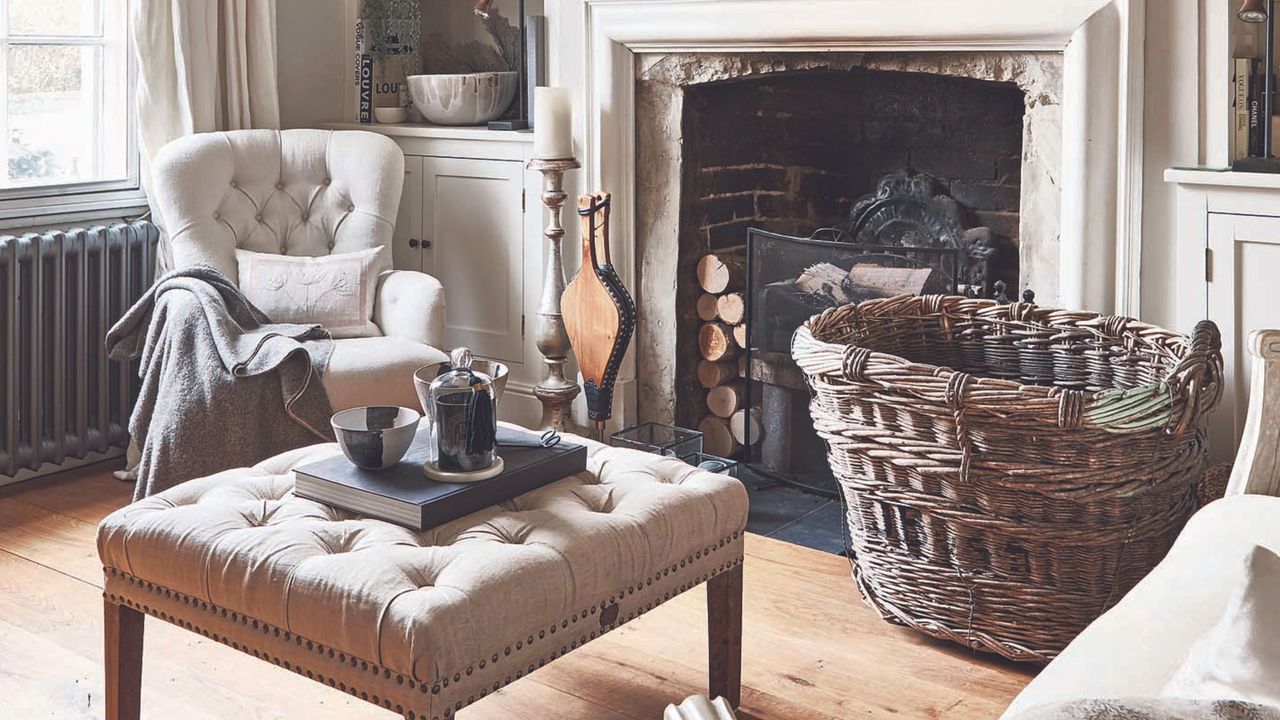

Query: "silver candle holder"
<box><xmin>526</xmin><ymin>156</ymin><xmax>581</xmax><ymax>432</ymax></box>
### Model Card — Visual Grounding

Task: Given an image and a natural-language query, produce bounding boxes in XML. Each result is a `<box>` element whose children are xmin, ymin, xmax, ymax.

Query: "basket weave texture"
<box><xmin>791</xmin><ymin>295</ymin><xmax>1223</xmax><ymax>662</ymax></box>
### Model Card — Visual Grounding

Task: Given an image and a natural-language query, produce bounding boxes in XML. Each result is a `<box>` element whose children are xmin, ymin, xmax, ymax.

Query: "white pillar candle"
<box><xmin>534</xmin><ymin>87</ymin><xmax>574</xmax><ymax>159</ymax></box>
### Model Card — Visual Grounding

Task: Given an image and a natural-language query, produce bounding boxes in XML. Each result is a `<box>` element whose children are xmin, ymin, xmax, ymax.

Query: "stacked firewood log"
<box><xmin>694</xmin><ymin>251</ymin><xmax>763</xmax><ymax>459</ymax></box>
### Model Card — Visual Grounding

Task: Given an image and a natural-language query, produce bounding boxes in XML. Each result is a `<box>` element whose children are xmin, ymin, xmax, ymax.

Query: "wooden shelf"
<box><xmin>322</xmin><ymin>121</ymin><xmax>533</xmax><ymax>143</ymax></box>
<box><xmin>1165</xmin><ymin>167</ymin><xmax>1280</xmax><ymax>190</ymax></box>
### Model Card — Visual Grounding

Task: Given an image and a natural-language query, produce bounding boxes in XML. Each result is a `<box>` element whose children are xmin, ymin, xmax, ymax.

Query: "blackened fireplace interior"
<box><xmin>676</xmin><ymin>66</ymin><xmax>1027</xmax><ymax>495</ymax></box>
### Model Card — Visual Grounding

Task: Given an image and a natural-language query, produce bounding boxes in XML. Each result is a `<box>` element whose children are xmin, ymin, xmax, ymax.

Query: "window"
<box><xmin>0</xmin><ymin>0</ymin><xmax>138</xmax><ymax>216</ymax></box>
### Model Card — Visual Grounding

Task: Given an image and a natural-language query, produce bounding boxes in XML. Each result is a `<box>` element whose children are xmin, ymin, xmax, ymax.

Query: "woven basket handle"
<box><xmin>1165</xmin><ymin>320</ymin><xmax>1224</xmax><ymax>436</ymax></box>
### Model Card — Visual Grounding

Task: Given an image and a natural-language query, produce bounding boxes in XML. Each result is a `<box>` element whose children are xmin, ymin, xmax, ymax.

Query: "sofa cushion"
<box><xmin>1164</xmin><ymin>545</ymin><xmax>1280</xmax><ymax>706</ymax></box>
<box><xmin>322</xmin><ymin>335</ymin><xmax>447</xmax><ymax>411</ymax></box>
<box><xmin>95</xmin><ymin>431</ymin><xmax>749</xmax><ymax>684</ymax></box>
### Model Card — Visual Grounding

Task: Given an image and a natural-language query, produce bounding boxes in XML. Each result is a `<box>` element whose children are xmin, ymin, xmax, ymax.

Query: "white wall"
<box><xmin>1139</xmin><ymin>0</ymin><xmax>1202</xmax><ymax>328</ymax></box>
<box><xmin>277</xmin><ymin>0</ymin><xmax>348</xmax><ymax>128</ymax></box>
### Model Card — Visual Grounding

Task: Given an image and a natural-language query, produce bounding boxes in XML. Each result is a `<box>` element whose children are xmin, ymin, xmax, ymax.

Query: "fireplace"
<box><xmin>557</xmin><ymin>0</ymin><xmax>1145</xmax><ymax>434</ymax></box>
<box><xmin>635</xmin><ymin>52</ymin><xmax>1059</xmax><ymax>436</ymax></box>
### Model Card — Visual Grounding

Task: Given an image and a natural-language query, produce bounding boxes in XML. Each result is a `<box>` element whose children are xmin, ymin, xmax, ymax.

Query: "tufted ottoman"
<box><xmin>96</xmin><ymin>430</ymin><xmax>749</xmax><ymax>720</ymax></box>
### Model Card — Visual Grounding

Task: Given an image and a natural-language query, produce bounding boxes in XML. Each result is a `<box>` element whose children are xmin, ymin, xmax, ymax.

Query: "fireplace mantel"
<box><xmin>548</xmin><ymin>0</ymin><xmax>1145</xmax><ymax>425</ymax></box>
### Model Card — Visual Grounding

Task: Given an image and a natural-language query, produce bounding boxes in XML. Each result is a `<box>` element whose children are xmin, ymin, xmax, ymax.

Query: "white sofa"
<box><xmin>1002</xmin><ymin>329</ymin><xmax>1280</xmax><ymax>718</ymax></box>
<box><xmin>149</xmin><ymin>128</ymin><xmax>447</xmax><ymax>412</ymax></box>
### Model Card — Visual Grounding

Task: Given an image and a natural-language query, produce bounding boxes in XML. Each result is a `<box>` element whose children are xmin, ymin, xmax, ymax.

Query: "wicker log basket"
<box><xmin>791</xmin><ymin>295</ymin><xmax>1223</xmax><ymax>663</ymax></box>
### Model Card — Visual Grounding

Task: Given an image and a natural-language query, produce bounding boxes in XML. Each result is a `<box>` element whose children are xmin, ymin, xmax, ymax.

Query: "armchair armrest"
<box><xmin>1228</xmin><ymin>329</ymin><xmax>1280</xmax><ymax>496</ymax></box>
<box><xmin>374</xmin><ymin>270</ymin><xmax>446</xmax><ymax>350</ymax></box>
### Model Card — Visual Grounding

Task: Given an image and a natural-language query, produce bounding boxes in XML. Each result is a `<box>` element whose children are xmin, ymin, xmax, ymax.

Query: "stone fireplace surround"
<box><xmin>551</xmin><ymin>0</ymin><xmax>1145</xmax><ymax>426</ymax></box>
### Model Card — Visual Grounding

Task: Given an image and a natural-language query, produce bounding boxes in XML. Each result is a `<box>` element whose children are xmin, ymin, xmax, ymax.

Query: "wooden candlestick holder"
<box><xmin>527</xmin><ymin>157</ymin><xmax>582</xmax><ymax>432</ymax></box>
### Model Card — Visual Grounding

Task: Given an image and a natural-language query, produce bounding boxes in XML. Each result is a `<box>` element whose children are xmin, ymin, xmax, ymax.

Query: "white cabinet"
<box><xmin>1207</xmin><ymin>213</ymin><xmax>1280</xmax><ymax>460</ymax></box>
<box><xmin>419</xmin><ymin>156</ymin><xmax>525</xmax><ymax>363</ymax></box>
<box><xmin>1168</xmin><ymin>169</ymin><xmax>1280</xmax><ymax>464</ymax></box>
<box><xmin>393</xmin><ymin>154</ymin><xmax>423</xmax><ymax>273</ymax></box>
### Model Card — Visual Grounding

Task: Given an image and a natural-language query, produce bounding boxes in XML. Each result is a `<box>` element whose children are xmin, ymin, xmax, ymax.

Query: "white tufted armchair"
<box><xmin>149</xmin><ymin>128</ymin><xmax>448</xmax><ymax>411</ymax></box>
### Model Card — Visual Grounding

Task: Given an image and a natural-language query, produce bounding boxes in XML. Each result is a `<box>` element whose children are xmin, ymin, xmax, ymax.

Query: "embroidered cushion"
<box><xmin>237</xmin><ymin>247</ymin><xmax>386</xmax><ymax>338</ymax></box>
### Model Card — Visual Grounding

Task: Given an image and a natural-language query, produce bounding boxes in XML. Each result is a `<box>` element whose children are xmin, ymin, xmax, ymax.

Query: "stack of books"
<box><xmin>1233</xmin><ymin>57</ymin><xmax>1278</xmax><ymax>162</ymax></box>
<box><xmin>295</xmin><ymin>426</ymin><xmax>587</xmax><ymax>531</ymax></box>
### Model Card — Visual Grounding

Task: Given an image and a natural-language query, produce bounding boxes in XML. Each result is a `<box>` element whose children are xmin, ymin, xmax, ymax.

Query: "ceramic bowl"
<box><xmin>413</xmin><ymin>360</ymin><xmax>509</xmax><ymax>415</ymax></box>
<box><xmin>406</xmin><ymin>72</ymin><xmax>518</xmax><ymax>126</ymax></box>
<box><xmin>374</xmin><ymin>106</ymin><xmax>409</xmax><ymax>124</ymax></box>
<box><xmin>331</xmin><ymin>406</ymin><xmax>420</xmax><ymax>470</ymax></box>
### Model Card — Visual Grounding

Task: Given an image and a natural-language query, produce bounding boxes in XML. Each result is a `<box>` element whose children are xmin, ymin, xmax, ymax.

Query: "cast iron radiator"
<box><xmin>0</xmin><ymin>222</ymin><xmax>159</xmax><ymax>483</ymax></box>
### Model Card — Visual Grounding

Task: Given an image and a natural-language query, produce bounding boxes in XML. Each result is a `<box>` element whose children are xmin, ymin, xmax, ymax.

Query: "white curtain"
<box><xmin>132</xmin><ymin>0</ymin><xmax>281</xmax><ymax>262</ymax></box>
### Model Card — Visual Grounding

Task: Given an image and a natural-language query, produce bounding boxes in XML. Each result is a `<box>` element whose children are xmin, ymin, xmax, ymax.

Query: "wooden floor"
<box><xmin>0</xmin><ymin>464</ymin><xmax>1035</xmax><ymax>719</ymax></box>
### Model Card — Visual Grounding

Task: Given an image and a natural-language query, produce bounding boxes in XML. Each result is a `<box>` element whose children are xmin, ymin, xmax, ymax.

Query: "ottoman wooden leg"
<box><xmin>104</xmin><ymin>598</ymin><xmax>144</xmax><ymax>720</ymax></box>
<box><xmin>707</xmin><ymin>565</ymin><xmax>743</xmax><ymax>708</ymax></box>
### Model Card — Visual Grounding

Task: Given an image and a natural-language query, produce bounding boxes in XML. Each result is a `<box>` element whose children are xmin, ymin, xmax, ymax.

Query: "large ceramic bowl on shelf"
<box><xmin>406</xmin><ymin>72</ymin><xmax>517</xmax><ymax>126</ymax></box>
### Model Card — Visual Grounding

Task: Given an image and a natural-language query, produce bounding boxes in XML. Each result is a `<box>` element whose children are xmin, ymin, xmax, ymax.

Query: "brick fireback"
<box><xmin>683</xmin><ymin>69</ymin><xmax>1025</xmax><ymax>256</ymax></box>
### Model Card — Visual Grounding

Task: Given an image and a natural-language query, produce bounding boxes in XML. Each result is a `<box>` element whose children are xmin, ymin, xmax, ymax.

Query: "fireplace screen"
<box><xmin>741</xmin><ymin>170</ymin><xmax>1017</xmax><ymax>495</ymax></box>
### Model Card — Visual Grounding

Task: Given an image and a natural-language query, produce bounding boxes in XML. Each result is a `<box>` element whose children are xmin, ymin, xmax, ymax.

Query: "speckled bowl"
<box><xmin>331</xmin><ymin>406</ymin><xmax>421</xmax><ymax>470</ymax></box>
<box><xmin>406</xmin><ymin>72</ymin><xmax>517</xmax><ymax>126</ymax></box>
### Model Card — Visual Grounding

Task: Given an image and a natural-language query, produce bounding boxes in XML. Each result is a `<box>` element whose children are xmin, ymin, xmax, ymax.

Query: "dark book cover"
<box><xmin>1250</xmin><ymin>59</ymin><xmax>1263</xmax><ymax>157</ymax></box>
<box><xmin>294</xmin><ymin>426</ymin><xmax>587</xmax><ymax>531</ymax></box>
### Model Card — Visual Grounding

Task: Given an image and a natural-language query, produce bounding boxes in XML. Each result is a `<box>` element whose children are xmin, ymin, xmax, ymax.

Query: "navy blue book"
<box><xmin>294</xmin><ymin>426</ymin><xmax>587</xmax><ymax>531</ymax></box>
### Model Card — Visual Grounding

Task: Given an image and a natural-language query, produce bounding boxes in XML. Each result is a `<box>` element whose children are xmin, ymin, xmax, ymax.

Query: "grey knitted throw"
<box><xmin>106</xmin><ymin>266</ymin><xmax>334</xmax><ymax>500</ymax></box>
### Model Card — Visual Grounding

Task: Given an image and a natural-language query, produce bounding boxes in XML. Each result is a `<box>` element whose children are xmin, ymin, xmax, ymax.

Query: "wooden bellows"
<box><xmin>562</xmin><ymin>192</ymin><xmax>636</xmax><ymax>422</ymax></box>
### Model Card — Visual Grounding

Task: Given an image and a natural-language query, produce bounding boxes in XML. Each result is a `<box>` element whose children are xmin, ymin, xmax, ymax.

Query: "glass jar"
<box><xmin>426</xmin><ymin>348</ymin><xmax>498</xmax><ymax>473</ymax></box>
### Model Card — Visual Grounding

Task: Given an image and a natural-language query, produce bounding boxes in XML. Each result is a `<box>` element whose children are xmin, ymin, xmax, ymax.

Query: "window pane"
<box><xmin>5</xmin><ymin>45</ymin><xmax>119</xmax><ymax>188</ymax></box>
<box><xmin>8</xmin><ymin>0</ymin><xmax>101</xmax><ymax>36</ymax></box>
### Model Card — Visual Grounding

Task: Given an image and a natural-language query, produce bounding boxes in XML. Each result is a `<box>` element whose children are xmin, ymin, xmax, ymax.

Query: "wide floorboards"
<box><xmin>0</xmin><ymin>465</ymin><xmax>1034</xmax><ymax>719</ymax></box>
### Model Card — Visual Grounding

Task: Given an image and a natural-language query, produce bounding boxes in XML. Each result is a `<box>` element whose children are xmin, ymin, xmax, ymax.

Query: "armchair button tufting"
<box><xmin>213</xmin><ymin>212</ymin><xmax>220</xmax><ymax>220</ymax></box>
<box><xmin>301</xmin><ymin>212</ymin><xmax>310</xmax><ymax>221</ymax></box>
<box><xmin>323</xmin><ymin>177</ymin><xmax>331</xmax><ymax>185</ymax></box>
<box><xmin>347</xmin><ymin>204</ymin><xmax>355</xmax><ymax>212</ymax></box>
<box><xmin>275</xmin><ymin>182</ymin><xmax>284</xmax><ymax>190</ymax></box>
<box><xmin>255</xmin><ymin>214</ymin><xmax>263</xmax><ymax>222</ymax></box>
<box><xmin>230</xmin><ymin>180</ymin><xmax>238</xmax><ymax>188</ymax></box>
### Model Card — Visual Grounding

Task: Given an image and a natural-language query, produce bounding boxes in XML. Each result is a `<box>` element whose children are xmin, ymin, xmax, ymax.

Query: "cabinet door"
<box><xmin>421</xmin><ymin>156</ymin><xmax>524</xmax><ymax>363</ymax></box>
<box><xmin>393</xmin><ymin>155</ymin><xmax>424</xmax><ymax>271</ymax></box>
<box><xmin>1207</xmin><ymin>213</ymin><xmax>1280</xmax><ymax>462</ymax></box>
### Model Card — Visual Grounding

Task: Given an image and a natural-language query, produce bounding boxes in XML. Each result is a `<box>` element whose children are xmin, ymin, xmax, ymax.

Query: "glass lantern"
<box><xmin>425</xmin><ymin>348</ymin><xmax>498</xmax><ymax>473</ymax></box>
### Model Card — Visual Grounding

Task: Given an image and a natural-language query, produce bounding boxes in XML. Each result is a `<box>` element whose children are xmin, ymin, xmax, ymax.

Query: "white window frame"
<box><xmin>0</xmin><ymin>0</ymin><xmax>143</xmax><ymax>221</ymax></box>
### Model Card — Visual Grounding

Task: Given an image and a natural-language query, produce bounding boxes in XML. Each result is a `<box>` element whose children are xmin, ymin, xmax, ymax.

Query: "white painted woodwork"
<box><xmin>1167</xmin><ymin>168</ymin><xmax>1280</xmax><ymax>465</ymax></box>
<box><xmin>421</xmin><ymin>156</ymin><xmax>525</xmax><ymax>364</ymax></box>
<box><xmin>393</xmin><ymin>154</ymin><xmax>424</xmax><ymax>272</ymax></box>
<box><xmin>1207</xmin><ymin>213</ymin><xmax>1280</xmax><ymax>463</ymax></box>
<box><xmin>1226</xmin><ymin>329</ymin><xmax>1280</xmax><ymax>496</ymax></box>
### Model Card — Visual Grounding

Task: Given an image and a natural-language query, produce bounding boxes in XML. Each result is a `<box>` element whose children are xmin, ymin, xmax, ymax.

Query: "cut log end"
<box><xmin>699</xmin><ymin>322</ymin><xmax>740</xmax><ymax>362</ymax></box>
<box><xmin>706</xmin><ymin>381</ymin><xmax>746</xmax><ymax>419</ymax></box>
<box><xmin>698</xmin><ymin>415</ymin><xmax>740</xmax><ymax>458</ymax></box>
<box><xmin>729</xmin><ymin>408</ymin><xmax>763</xmax><ymax>446</ymax></box>
<box><xmin>697</xmin><ymin>360</ymin><xmax>738</xmax><ymax>389</ymax></box>
<box><xmin>716</xmin><ymin>292</ymin><xmax>746</xmax><ymax>325</ymax></box>
<box><xmin>696</xmin><ymin>293</ymin><xmax>721</xmax><ymax>322</ymax></box>
<box><xmin>697</xmin><ymin>253</ymin><xmax>746</xmax><ymax>294</ymax></box>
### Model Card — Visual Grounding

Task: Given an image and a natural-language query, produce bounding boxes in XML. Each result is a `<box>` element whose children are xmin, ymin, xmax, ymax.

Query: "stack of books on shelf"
<box><xmin>1234</xmin><ymin>57</ymin><xmax>1277</xmax><ymax>162</ymax></box>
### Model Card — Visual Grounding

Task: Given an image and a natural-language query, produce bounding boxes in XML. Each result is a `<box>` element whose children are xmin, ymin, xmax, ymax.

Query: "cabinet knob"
<box><xmin>408</xmin><ymin>238</ymin><xmax>419</xmax><ymax>248</ymax></box>
<box><xmin>421</xmin><ymin>239</ymin><xmax>432</xmax><ymax>249</ymax></box>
